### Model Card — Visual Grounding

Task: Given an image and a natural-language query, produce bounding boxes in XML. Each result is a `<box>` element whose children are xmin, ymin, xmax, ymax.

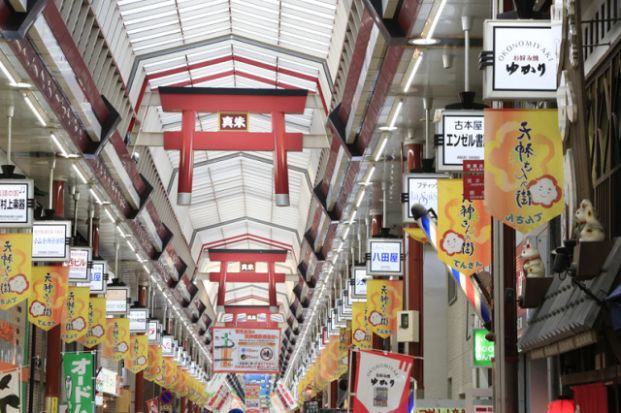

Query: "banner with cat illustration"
<box><xmin>28</xmin><ymin>265</ymin><xmax>69</xmax><ymax>330</ymax></box>
<box><xmin>365</xmin><ymin>280</ymin><xmax>403</xmax><ymax>339</ymax></box>
<box><xmin>0</xmin><ymin>368</ymin><xmax>21</xmax><ymax>413</ymax></box>
<box><xmin>0</xmin><ymin>233</ymin><xmax>32</xmax><ymax>310</ymax></box>
<box><xmin>484</xmin><ymin>109</ymin><xmax>564</xmax><ymax>233</ymax></box>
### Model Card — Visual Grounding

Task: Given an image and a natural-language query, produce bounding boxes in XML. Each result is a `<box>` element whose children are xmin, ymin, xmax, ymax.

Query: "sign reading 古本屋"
<box><xmin>32</xmin><ymin>221</ymin><xmax>71</xmax><ymax>262</ymax></box>
<box><xmin>0</xmin><ymin>180</ymin><xmax>33</xmax><ymax>227</ymax></box>
<box><xmin>367</xmin><ymin>239</ymin><xmax>403</xmax><ymax>276</ymax></box>
<box><xmin>64</xmin><ymin>352</ymin><xmax>94</xmax><ymax>413</ymax></box>
<box><xmin>402</xmin><ymin>174</ymin><xmax>444</xmax><ymax>223</ymax></box>
<box><xmin>352</xmin><ymin>350</ymin><xmax>414</xmax><ymax>413</ymax></box>
<box><xmin>483</xmin><ymin>20</ymin><xmax>561</xmax><ymax>100</ymax></box>
<box><xmin>212</xmin><ymin>328</ymin><xmax>280</xmax><ymax>373</ymax></box>
<box><xmin>437</xmin><ymin>111</ymin><xmax>485</xmax><ymax>171</ymax></box>
<box><xmin>473</xmin><ymin>328</ymin><xmax>494</xmax><ymax>367</ymax></box>
<box><xmin>68</xmin><ymin>247</ymin><xmax>91</xmax><ymax>282</ymax></box>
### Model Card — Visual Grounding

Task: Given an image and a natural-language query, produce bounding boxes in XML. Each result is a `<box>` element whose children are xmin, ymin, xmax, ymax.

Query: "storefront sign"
<box><xmin>32</xmin><ymin>221</ymin><xmax>71</xmax><ymax>261</ymax></box>
<box><xmin>366</xmin><ymin>280</ymin><xmax>403</xmax><ymax>338</ymax></box>
<box><xmin>351</xmin><ymin>267</ymin><xmax>369</xmax><ymax>299</ymax></box>
<box><xmin>144</xmin><ymin>345</ymin><xmax>162</xmax><ymax>382</ymax></box>
<box><xmin>63</xmin><ymin>352</ymin><xmax>94</xmax><ymax>413</ymax></box>
<box><xmin>352</xmin><ymin>350</ymin><xmax>413</xmax><ymax>413</ymax></box>
<box><xmin>0</xmin><ymin>368</ymin><xmax>20</xmax><ymax>412</ymax></box>
<box><xmin>78</xmin><ymin>260</ymin><xmax>106</xmax><ymax>294</ymax></box>
<box><xmin>147</xmin><ymin>320</ymin><xmax>161</xmax><ymax>344</ymax></box>
<box><xmin>367</xmin><ymin>239</ymin><xmax>403</xmax><ymax>276</ymax></box>
<box><xmin>105</xmin><ymin>287</ymin><xmax>129</xmax><ymax>315</ymax></box>
<box><xmin>29</xmin><ymin>265</ymin><xmax>69</xmax><ymax>330</ymax></box>
<box><xmin>463</xmin><ymin>160</ymin><xmax>485</xmax><ymax>201</ymax></box>
<box><xmin>484</xmin><ymin>109</ymin><xmax>564</xmax><ymax>233</ymax></box>
<box><xmin>60</xmin><ymin>286</ymin><xmax>90</xmax><ymax>343</ymax></box>
<box><xmin>402</xmin><ymin>174</ymin><xmax>444</xmax><ymax>223</ymax></box>
<box><xmin>161</xmin><ymin>335</ymin><xmax>175</xmax><ymax>357</ymax></box>
<box><xmin>483</xmin><ymin>20</ymin><xmax>561</xmax><ymax>100</ymax></box>
<box><xmin>129</xmin><ymin>308</ymin><xmax>149</xmax><ymax>333</ymax></box>
<box><xmin>437</xmin><ymin>111</ymin><xmax>485</xmax><ymax>171</ymax></box>
<box><xmin>473</xmin><ymin>329</ymin><xmax>494</xmax><ymax>367</ymax></box>
<box><xmin>96</xmin><ymin>367</ymin><xmax>119</xmax><ymax>396</ymax></box>
<box><xmin>0</xmin><ymin>180</ymin><xmax>33</xmax><ymax>227</ymax></box>
<box><xmin>0</xmin><ymin>233</ymin><xmax>32</xmax><ymax>310</ymax></box>
<box><xmin>79</xmin><ymin>296</ymin><xmax>107</xmax><ymax>347</ymax></box>
<box><xmin>68</xmin><ymin>247</ymin><xmax>91</xmax><ymax>282</ymax></box>
<box><xmin>212</xmin><ymin>328</ymin><xmax>280</xmax><ymax>373</ymax></box>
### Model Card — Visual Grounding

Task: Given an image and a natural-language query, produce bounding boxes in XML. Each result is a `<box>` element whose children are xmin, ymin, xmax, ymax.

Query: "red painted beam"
<box><xmin>268</xmin><ymin>263</ymin><xmax>278</xmax><ymax>311</ymax></box>
<box><xmin>202</xmin><ymin>234</ymin><xmax>293</xmax><ymax>251</ymax></box>
<box><xmin>208</xmin><ymin>249</ymin><xmax>288</xmax><ymax>263</ymax></box>
<box><xmin>159</xmin><ymin>87</ymin><xmax>308</xmax><ymax>113</ymax></box>
<box><xmin>208</xmin><ymin>273</ymin><xmax>287</xmax><ymax>283</ymax></box>
<box><xmin>272</xmin><ymin>112</ymin><xmax>289</xmax><ymax>206</ymax></box>
<box><xmin>164</xmin><ymin>131</ymin><xmax>303</xmax><ymax>152</ymax></box>
<box><xmin>223</xmin><ymin>306</ymin><xmax>272</xmax><ymax>315</ymax></box>
<box><xmin>178</xmin><ymin>110</ymin><xmax>195</xmax><ymax>205</ymax></box>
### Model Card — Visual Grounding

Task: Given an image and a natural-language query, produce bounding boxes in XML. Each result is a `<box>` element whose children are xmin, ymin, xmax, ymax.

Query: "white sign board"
<box><xmin>402</xmin><ymin>174</ymin><xmax>444</xmax><ymax>223</ymax></box>
<box><xmin>161</xmin><ymin>335</ymin><xmax>175</xmax><ymax>357</ymax></box>
<box><xmin>32</xmin><ymin>221</ymin><xmax>71</xmax><ymax>261</ymax></box>
<box><xmin>367</xmin><ymin>239</ymin><xmax>403</xmax><ymax>276</ymax></box>
<box><xmin>68</xmin><ymin>247</ymin><xmax>91</xmax><ymax>282</ymax></box>
<box><xmin>105</xmin><ymin>287</ymin><xmax>129</xmax><ymax>315</ymax></box>
<box><xmin>212</xmin><ymin>328</ymin><xmax>280</xmax><ymax>373</ymax></box>
<box><xmin>352</xmin><ymin>267</ymin><xmax>369</xmax><ymax>299</ymax></box>
<box><xmin>147</xmin><ymin>320</ymin><xmax>160</xmax><ymax>344</ymax></box>
<box><xmin>80</xmin><ymin>260</ymin><xmax>106</xmax><ymax>294</ymax></box>
<box><xmin>129</xmin><ymin>308</ymin><xmax>149</xmax><ymax>333</ymax></box>
<box><xmin>96</xmin><ymin>368</ymin><xmax>118</xmax><ymax>396</ymax></box>
<box><xmin>437</xmin><ymin>111</ymin><xmax>485</xmax><ymax>171</ymax></box>
<box><xmin>483</xmin><ymin>20</ymin><xmax>561</xmax><ymax>99</ymax></box>
<box><xmin>0</xmin><ymin>180</ymin><xmax>33</xmax><ymax>227</ymax></box>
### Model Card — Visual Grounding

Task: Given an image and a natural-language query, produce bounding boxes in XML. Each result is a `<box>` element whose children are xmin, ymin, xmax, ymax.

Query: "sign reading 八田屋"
<box><xmin>367</xmin><ymin>239</ymin><xmax>403</xmax><ymax>276</ymax></box>
<box><xmin>473</xmin><ymin>328</ymin><xmax>494</xmax><ymax>367</ymax></box>
<box><xmin>437</xmin><ymin>111</ymin><xmax>485</xmax><ymax>171</ymax></box>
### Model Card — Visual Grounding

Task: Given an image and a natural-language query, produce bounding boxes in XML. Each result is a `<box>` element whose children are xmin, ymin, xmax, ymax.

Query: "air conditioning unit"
<box><xmin>396</xmin><ymin>310</ymin><xmax>419</xmax><ymax>343</ymax></box>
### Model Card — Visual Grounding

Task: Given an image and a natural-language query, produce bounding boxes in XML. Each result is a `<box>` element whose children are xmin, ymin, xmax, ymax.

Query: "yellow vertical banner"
<box><xmin>0</xmin><ymin>233</ymin><xmax>32</xmax><ymax>310</ymax></box>
<box><xmin>335</xmin><ymin>326</ymin><xmax>350</xmax><ymax>378</ymax></box>
<box><xmin>60</xmin><ymin>286</ymin><xmax>90</xmax><ymax>342</ymax></box>
<box><xmin>327</xmin><ymin>335</ymin><xmax>340</xmax><ymax>380</ymax></box>
<box><xmin>351</xmin><ymin>302</ymin><xmax>372</xmax><ymax>349</ymax></box>
<box><xmin>164</xmin><ymin>358</ymin><xmax>177</xmax><ymax>389</ymax></box>
<box><xmin>28</xmin><ymin>265</ymin><xmax>68</xmax><ymax>330</ymax></box>
<box><xmin>144</xmin><ymin>344</ymin><xmax>162</xmax><ymax>382</ymax></box>
<box><xmin>156</xmin><ymin>353</ymin><xmax>167</xmax><ymax>386</ymax></box>
<box><xmin>366</xmin><ymin>279</ymin><xmax>403</xmax><ymax>338</ymax></box>
<box><xmin>102</xmin><ymin>318</ymin><xmax>130</xmax><ymax>362</ymax></box>
<box><xmin>126</xmin><ymin>335</ymin><xmax>149</xmax><ymax>373</ymax></box>
<box><xmin>437</xmin><ymin>179</ymin><xmax>492</xmax><ymax>274</ymax></box>
<box><xmin>484</xmin><ymin>109</ymin><xmax>564</xmax><ymax>233</ymax></box>
<box><xmin>78</xmin><ymin>297</ymin><xmax>106</xmax><ymax>348</ymax></box>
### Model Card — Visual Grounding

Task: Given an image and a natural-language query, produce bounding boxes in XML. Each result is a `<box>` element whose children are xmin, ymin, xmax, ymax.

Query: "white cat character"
<box><xmin>529</xmin><ymin>175</ymin><xmax>561</xmax><ymax>207</ymax></box>
<box><xmin>521</xmin><ymin>238</ymin><xmax>545</xmax><ymax>278</ymax></box>
<box><xmin>441</xmin><ymin>231</ymin><xmax>464</xmax><ymax>256</ymax></box>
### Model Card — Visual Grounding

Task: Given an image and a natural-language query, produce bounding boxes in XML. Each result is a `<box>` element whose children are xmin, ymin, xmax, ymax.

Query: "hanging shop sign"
<box><xmin>275</xmin><ymin>381</ymin><xmax>297</xmax><ymax>411</ymax></box>
<box><xmin>0</xmin><ymin>179</ymin><xmax>33</xmax><ymax>227</ymax></box>
<box><xmin>79</xmin><ymin>296</ymin><xmax>107</xmax><ymax>347</ymax></box>
<box><xmin>77</xmin><ymin>260</ymin><xmax>106</xmax><ymax>294</ymax></box>
<box><xmin>436</xmin><ymin>111</ymin><xmax>485</xmax><ymax>171</ymax></box>
<box><xmin>67</xmin><ymin>247</ymin><xmax>91</xmax><ymax>282</ymax></box>
<box><xmin>63</xmin><ymin>352</ymin><xmax>94</xmax><ymax>413</ymax></box>
<box><xmin>352</xmin><ymin>302</ymin><xmax>372</xmax><ymax>349</ymax></box>
<box><xmin>105</xmin><ymin>286</ymin><xmax>129</xmax><ymax>315</ymax></box>
<box><xmin>0</xmin><ymin>368</ymin><xmax>20</xmax><ymax>412</ymax></box>
<box><xmin>351</xmin><ymin>266</ymin><xmax>369</xmax><ymax>299</ymax></box>
<box><xmin>366</xmin><ymin>280</ymin><xmax>403</xmax><ymax>338</ymax></box>
<box><xmin>473</xmin><ymin>328</ymin><xmax>494</xmax><ymax>367</ymax></box>
<box><xmin>96</xmin><ymin>367</ymin><xmax>119</xmax><ymax>396</ymax></box>
<box><xmin>437</xmin><ymin>179</ymin><xmax>491</xmax><ymax>274</ymax></box>
<box><xmin>212</xmin><ymin>327</ymin><xmax>280</xmax><ymax>373</ymax></box>
<box><xmin>103</xmin><ymin>317</ymin><xmax>130</xmax><ymax>362</ymax></box>
<box><xmin>163</xmin><ymin>357</ymin><xmax>178</xmax><ymax>389</ymax></box>
<box><xmin>402</xmin><ymin>174</ymin><xmax>445</xmax><ymax>223</ymax></box>
<box><xmin>28</xmin><ymin>265</ymin><xmax>69</xmax><ymax>330</ymax></box>
<box><xmin>482</xmin><ymin>20</ymin><xmax>561</xmax><ymax>100</ymax></box>
<box><xmin>60</xmin><ymin>286</ymin><xmax>90</xmax><ymax>343</ymax></box>
<box><xmin>128</xmin><ymin>308</ymin><xmax>149</xmax><ymax>333</ymax></box>
<box><xmin>367</xmin><ymin>238</ymin><xmax>403</xmax><ymax>276</ymax></box>
<box><xmin>31</xmin><ymin>220</ymin><xmax>71</xmax><ymax>262</ymax></box>
<box><xmin>352</xmin><ymin>350</ymin><xmax>414</xmax><ymax>413</ymax></box>
<box><xmin>484</xmin><ymin>109</ymin><xmax>564</xmax><ymax>233</ymax></box>
<box><xmin>147</xmin><ymin>320</ymin><xmax>161</xmax><ymax>344</ymax></box>
<box><xmin>161</xmin><ymin>335</ymin><xmax>175</xmax><ymax>357</ymax></box>
<box><xmin>463</xmin><ymin>160</ymin><xmax>485</xmax><ymax>201</ymax></box>
<box><xmin>0</xmin><ymin>233</ymin><xmax>32</xmax><ymax>310</ymax></box>
<box><xmin>218</xmin><ymin>112</ymin><xmax>249</xmax><ymax>131</ymax></box>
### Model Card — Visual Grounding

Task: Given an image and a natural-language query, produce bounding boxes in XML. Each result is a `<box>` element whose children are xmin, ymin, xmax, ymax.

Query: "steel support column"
<box><xmin>268</xmin><ymin>262</ymin><xmax>278</xmax><ymax>312</ymax></box>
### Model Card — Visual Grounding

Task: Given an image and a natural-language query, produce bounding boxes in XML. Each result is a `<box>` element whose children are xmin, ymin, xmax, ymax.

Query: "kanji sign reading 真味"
<box><xmin>367</xmin><ymin>239</ymin><xmax>403</xmax><ymax>276</ymax></box>
<box><xmin>212</xmin><ymin>328</ymin><xmax>280</xmax><ymax>373</ymax></box>
<box><xmin>484</xmin><ymin>109</ymin><xmax>564</xmax><ymax>233</ymax></box>
<box><xmin>219</xmin><ymin>113</ymin><xmax>248</xmax><ymax>131</ymax></box>
<box><xmin>64</xmin><ymin>352</ymin><xmax>94</xmax><ymax>413</ymax></box>
<box><xmin>437</xmin><ymin>111</ymin><xmax>485</xmax><ymax>171</ymax></box>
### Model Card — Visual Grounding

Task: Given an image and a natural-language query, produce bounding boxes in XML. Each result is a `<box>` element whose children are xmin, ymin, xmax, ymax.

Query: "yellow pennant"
<box><xmin>144</xmin><ymin>344</ymin><xmax>162</xmax><ymax>382</ymax></box>
<box><xmin>60</xmin><ymin>286</ymin><xmax>90</xmax><ymax>342</ymax></box>
<box><xmin>28</xmin><ymin>265</ymin><xmax>68</xmax><ymax>330</ymax></box>
<box><xmin>164</xmin><ymin>358</ymin><xmax>177</xmax><ymax>389</ymax></box>
<box><xmin>366</xmin><ymin>279</ymin><xmax>403</xmax><ymax>338</ymax></box>
<box><xmin>102</xmin><ymin>318</ymin><xmax>130</xmax><ymax>362</ymax></box>
<box><xmin>351</xmin><ymin>302</ymin><xmax>372</xmax><ymax>349</ymax></box>
<box><xmin>484</xmin><ymin>109</ymin><xmax>564</xmax><ymax>233</ymax></box>
<box><xmin>126</xmin><ymin>335</ymin><xmax>149</xmax><ymax>373</ymax></box>
<box><xmin>78</xmin><ymin>297</ymin><xmax>106</xmax><ymax>348</ymax></box>
<box><xmin>0</xmin><ymin>233</ymin><xmax>32</xmax><ymax>310</ymax></box>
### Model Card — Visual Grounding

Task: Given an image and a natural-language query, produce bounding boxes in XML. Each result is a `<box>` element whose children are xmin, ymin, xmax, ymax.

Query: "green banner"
<box><xmin>63</xmin><ymin>352</ymin><xmax>94</xmax><ymax>413</ymax></box>
<box><xmin>473</xmin><ymin>329</ymin><xmax>494</xmax><ymax>367</ymax></box>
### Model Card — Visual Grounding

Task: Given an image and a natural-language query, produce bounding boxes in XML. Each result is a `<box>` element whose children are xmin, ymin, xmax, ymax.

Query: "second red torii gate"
<box><xmin>159</xmin><ymin>87</ymin><xmax>309</xmax><ymax>206</ymax></box>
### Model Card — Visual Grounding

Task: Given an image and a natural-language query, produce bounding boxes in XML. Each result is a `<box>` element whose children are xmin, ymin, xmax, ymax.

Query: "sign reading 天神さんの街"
<box><xmin>0</xmin><ymin>233</ymin><xmax>31</xmax><ymax>310</ymax></box>
<box><xmin>352</xmin><ymin>302</ymin><xmax>372</xmax><ymax>349</ymax></box>
<box><xmin>365</xmin><ymin>280</ymin><xmax>403</xmax><ymax>338</ymax></box>
<box><xmin>63</xmin><ymin>352</ymin><xmax>94</xmax><ymax>413</ymax></box>
<box><xmin>212</xmin><ymin>328</ymin><xmax>280</xmax><ymax>373</ymax></box>
<box><xmin>28</xmin><ymin>265</ymin><xmax>68</xmax><ymax>330</ymax></box>
<box><xmin>60</xmin><ymin>286</ymin><xmax>90</xmax><ymax>343</ymax></box>
<box><xmin>484</xmin><ymin>109</ymin><xmax>564</xmax><ymax>233</ymax></box>
<box><xmin>102</xmin><ymin>317</ymin><xmax>130</xmax><ymax>362</ymax></box>
<box><xmin>78</xmin><ymin>296</ymin><xmax>106</xmax><ymax>347</ymax></box>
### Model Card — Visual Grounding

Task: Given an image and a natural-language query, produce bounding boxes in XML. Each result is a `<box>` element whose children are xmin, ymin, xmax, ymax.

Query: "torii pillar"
<box><xmin>159</xmin><ymin>87</ymin><xmax>308</xmax><ymax>206</ymax></box>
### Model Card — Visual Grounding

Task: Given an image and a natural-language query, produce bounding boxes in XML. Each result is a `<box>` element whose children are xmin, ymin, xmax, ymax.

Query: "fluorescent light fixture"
<box><xmin>116</xmin><ymin>226</ymin><xmax>126</xmax><ymax>238</ymax></box>
<box><xmin>89</xmin><ymin>188</ymin><xmax>102</xmax><ymax>205</ymax></box>
<box><xmin>388</xmin><ymin>101</ymin><xmax>403</xmax><ymax>129</ymax></box>
<box><xmin>374</xmin><ymin>135</ymin><xmax>389</xmax><ymax>162</ymax></box>
<box><xmin>49</xmin><ymin>133</ymin><xmax>68</xmax><ymax>157</ymax></box>
<box><xmin>126</xmin><ymin>239</ymin><xmax>136</xmax><ymax>252</ymax></box>
<box><xmin>349</xmin><ymin>209</ymin><xmax>358</xmax><ymax>224</ymax></box>
<box><xmin>364</xmin><ymin>166</ymin><xmax>376</xmax><ymax>186</ymax></box>
<box><xmin>426</xmin><ymin>0</ymin><xmax>448</xmax><ymax>41</ymax></box>
<box><xmin>142</xmin><ymin>264</ymin><xmax>150</xmax><ymax>274</ymax></box>
<box><xmin>104</xmin><ymin>208</ymin><xmax>115</xmax><ymax>222</ymax></box>
<box><xmin>23</xmin><ymin>95</ymin><xmax>47</xmax><ymax>126</ymax></box>
<box><xmin>403</xmin><ymin>53</ymin><xmax>424</xmax><ymax>93</ymax></box>
<box><xmin>72</xmin><ymin>164</ymin><xmax>88</xmax><ymax>184</ymax></box>
<box><xmin>343</xmin><ymin>225</ymin><xmax>351</xmax><ymax>240</ymax></box>
<box><xmin>355</xmin><ymin>189</ymin><xmax>366</xmax><ymax>208</ymax></box>
<box><xmin>0</xmin><ymin>61</ymin><xmax>16</xmax><ymax>84</ymax></box>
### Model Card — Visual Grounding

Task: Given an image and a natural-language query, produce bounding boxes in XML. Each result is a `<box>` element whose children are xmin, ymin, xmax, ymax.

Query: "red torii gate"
<box><xmin>158</xmin><ymin>87</ymin><xmax>309</xmax><ymax>206</ymax></box>
<box><xmin>208</xmin><ymin>249</ymin><xmax>289</xmax><ymax>313</ymax></box>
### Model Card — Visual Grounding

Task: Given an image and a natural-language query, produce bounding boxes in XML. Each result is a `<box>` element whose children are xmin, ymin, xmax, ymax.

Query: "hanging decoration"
<box><xmin>102</xmin><ymin>318</ymin><xmax>130</xmax><ymax>362</ymax></box>
<box><xmin>126</xmin><ymin>335</ymin><xmax>149</xmax><ymax>374</ymax></box>
<box><xmin>0</xmin><ymin>233</ymin><xmax>32</xmax><ymax>310</ymax></box>
<box><xmin>352</xmin><ymin>302</ymin><xmax>372</xmax><ymax>349</ymax></box>
<box><xmin>28</xmin><ymin>265</ymin><xmax>68</xmax><ymax>330</ymax></box>
<box><xmin>60</xmin><ymin>286</ymin><xmax>89</xmax><ymax>343</ymax></box>
<box><xmin>78</xmin><ymin>297</ymin><xmax>106</xmax><ymax>348</ymax></box>
<box><xmin>366</xmin><ymin>280</ymin><xmax>403</xmax><ymax>338</ymax></box>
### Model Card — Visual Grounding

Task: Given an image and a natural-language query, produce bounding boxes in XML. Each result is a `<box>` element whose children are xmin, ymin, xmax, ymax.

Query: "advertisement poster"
<box><xmin>437</xmin><ymin>179</ymin><xmax>491</xmax><ymax>274</ymax></box>
<box><xmin>212</xmin><ymin>328</ymin><xmax>280</xmax><ymax>373</ymax></box>
<box><xmin>31</xmin><ymin>221</ymin><xmax>70</xmax><ymax>261</ymax></box>
<box><xmin>28</xmin><ymin>265</ymin><xmax>69</xmax><ymax>330</ymax></box>
<box><xmin>484</xmin><ymin>109</ymin><xmax>564</xmax><ymax>233</ymax></box>
<box><xmin>352</xmin><ymin>302</ymin><xmax>372</xmax><ymax>349</ymax></box>
<box><xmin>352</xmin><ymin>350</ymin><xmax>414</xmax><ymax>413</ymax></box>
<box><xmin>0</xmin><ymin>368</ymin><xmax>20</xmax><ymax>412</ymax></box>
<box><xmin>60</xmin><ymin>286</ymin><xmax>90</xmax><ymax>343</ymax></box>
<box><xmin>78</xmin><ymin>297</ymin><xmax>106</xmax><ymax>347</ymax></box>
<box><xmin>63</xmin><ymin>352</ymin><xmax>94</xmax><ymax>413</ymax></box>
<box><xmin>127</xmin><ymin>335</ymin><xmax>149</xmax><ymax>374</ymax></box>
<box><xmin>67</xmin><ymin>247</ymin><xmax>90</xmax><ymax>282</ymax></box>
<box><xmin>0</xmin><ymin>233</ymin><xmax>32</xmax><ymax>310</ymax></box>
<box><xmin>366</xmin><ymin>280</ymin><xmax>403</xmax><ymax>338</ymax></box>
<box><xmin>102</xmin><ymin>318</ymin><xmax>130</xmax><ymax>362</ymax></box>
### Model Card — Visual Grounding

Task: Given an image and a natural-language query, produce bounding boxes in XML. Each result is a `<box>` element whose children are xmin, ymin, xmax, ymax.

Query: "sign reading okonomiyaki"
<box><xmin>212</xmin><ymin>328</ymin><xmax>280</xmax><ymax>373</ymax></box>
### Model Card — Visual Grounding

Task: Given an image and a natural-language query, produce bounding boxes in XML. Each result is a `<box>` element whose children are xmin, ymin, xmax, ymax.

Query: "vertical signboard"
<box><xmin>367</xmin><ymin>239</ymin><xmax>403</xmax><ymax>276</ymax></box>
<box><xmin>68</xmin><ymin>247</ymin><xmax>91</xmax><ymax>282</ymax></box>
<box><xmin>402</xmin><ymin>174</ymin><xmax>444</xmax><ymax>223</ymax></box>
<box><xmin>366</xmin><ymin>280</ymin><xmax>403</xmax><ymax>338</ymax></box>
<box><xmin>63</xmin><ymin>352</ymin><xmax>94</xmax><ymax>413</ymax></box>
<box><xmin>0</xmin><ymin>180</ymin><xmax>33</xmax><ymax>227</ymax></box>
<box><xmin>473</xmin><ymin>329</ymin><xmax>494</xmax><ymax>367</ymax></box>
<box><xmin>32</xmin><ymin>221</ymin><xmax>71</xmax><ymax>262</ymax></box>
<box><xmin>0</xmin><ymin>233</ymin><xmax>32</xmax><ymax>310</ymax></box>
<box><xmin>77</xmin><ymin>260</ymin><xmax>106</xmax><ymax>294</ymax></box>
<box><xmin>28</xmin><ymin>265</ymin><xmax>69</xmax><ymax>330</ymax></box>
<box><xmin>79</xmin><ymin>296</ymin><xmax>107</xmax><ymax>347</ymax></box>
<box><xmin>437</xmin><ymin>111</ymin><xmax>485</xmax><ymax>171</ymax></box>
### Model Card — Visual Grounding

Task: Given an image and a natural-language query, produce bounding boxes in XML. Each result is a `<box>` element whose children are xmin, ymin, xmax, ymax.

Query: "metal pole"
<box><xmin>462</xmin><ymin>16</ymin><xmax>472</xmax><ymax>92</ymax></box>
<box><xmin>423</xmin><ymin>97</ymin><xmax>433</xmax><ymax>160</ymax></box>
<box><xmin>6</xmin><ymin>106</ymin><xmax>13</xmax><ymax>165</ymax></box>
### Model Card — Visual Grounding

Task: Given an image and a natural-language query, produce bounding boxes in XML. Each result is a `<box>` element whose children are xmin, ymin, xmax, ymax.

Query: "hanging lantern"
<box><xmin>548</xmin><ymin>399</ymin><xmax>575</xmax><ymax>413</ymax></box>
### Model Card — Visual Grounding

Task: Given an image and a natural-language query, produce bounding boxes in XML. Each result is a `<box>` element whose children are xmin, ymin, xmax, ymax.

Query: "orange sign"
<box><xmin>0</xmin><ymin>233</ymin><xmax>32</xmax><ymax>310</ymax></box>
<box><xmin>60</xmin><ymin>286</ymin><xmax>90</xmax><ymax>343</ymax></box>
<box><xmin>78</xmin><ymin>297</ymin><xmax>106</xmax><ymax>348</ymax></box>
<box><xmin>126</xmin><ymin>335</ymin><xmax>149</xmax><ymax>373</ymax></box>
<box><xmin>366</xmin><ymin>280</ymin><xmax>403</xmax><ymax>338</ymax></box>
<box><xmin>144</xmin><ymin>345</ymin><xmax>162</xmax><ymax>382</ymax></box>
<box><xmin>438</xmin><ymin>179</ymin><xmax>491</xmax><ymax>274</ymax></box>
<box><xmin>102</xmin><ymin>318</ymin><xmax>130</xmax><ymax>362</ymax></box>
<box><xmin>484</xmin><ymin>109</ymin><xmax>564</xmax><ymax>233</ymax></box>
<box><xmin>164</xmin><ymin>357</ymin><xmax>178</xmax><ymax>389</ymax></box>
<box><xmin>351</xmin><ymin>302</ymin><xmax>372</xmax><ymax>349</ymax></box>
<box><xmin>28</xmin><ymin>265</ymin><xmax>68</xmax><ymax>330</ymax></box>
